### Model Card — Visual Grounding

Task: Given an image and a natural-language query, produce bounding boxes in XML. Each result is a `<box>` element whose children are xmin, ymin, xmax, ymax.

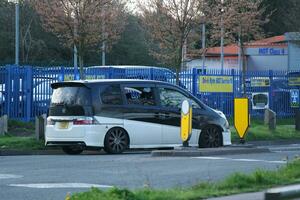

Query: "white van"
<box><xmin>45</xmin><ymin>80</ymin><xmax>231</xmax><ymax>154</ymax></box>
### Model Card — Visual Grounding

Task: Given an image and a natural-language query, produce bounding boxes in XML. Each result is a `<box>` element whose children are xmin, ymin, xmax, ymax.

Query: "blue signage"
<box><xmin>290</xmin><ymin>89</ymin><xmax>300</xmax><ymax>108</ymax></box>
<box><xmin>259</xmin><ymin>48</ymin><xmax>285</xmax><ymax>55</ymax></box>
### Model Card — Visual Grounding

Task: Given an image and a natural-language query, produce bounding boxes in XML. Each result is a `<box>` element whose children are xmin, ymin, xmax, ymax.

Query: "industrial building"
<box><xmin>186</xmin><ymin>32</ymin><xmax>300</xmax><ymax>71</ymax></box>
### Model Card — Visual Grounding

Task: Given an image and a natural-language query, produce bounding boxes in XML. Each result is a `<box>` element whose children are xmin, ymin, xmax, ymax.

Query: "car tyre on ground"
<box><xmin>104</xmin><ymin>127</ymin><xmax>129</xmax><ymax>154</ymax></box>
<box><xmin>199</xmin><ymin>125</ymin><xmax>222</xmax><ymax>148</ymax></box>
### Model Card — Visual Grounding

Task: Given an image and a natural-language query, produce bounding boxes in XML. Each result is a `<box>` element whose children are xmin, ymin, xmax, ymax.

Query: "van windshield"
<box><xmin>51</xmin><ymin>86</ymin><xmax>91</xmax><ymax>106</ymax></box>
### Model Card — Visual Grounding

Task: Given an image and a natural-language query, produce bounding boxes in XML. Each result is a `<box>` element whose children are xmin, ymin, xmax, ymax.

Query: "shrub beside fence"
<box><xmin>0</xmin><ymin>65</ymin><xmax>299</xmax><ymax>121</ymax></box>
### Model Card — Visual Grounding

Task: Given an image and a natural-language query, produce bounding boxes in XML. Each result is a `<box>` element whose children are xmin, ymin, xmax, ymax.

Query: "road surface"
<box><xmin>0</xmin><ymin>145</ymin><xmax>299</xmax><ymax>200</ymax></box>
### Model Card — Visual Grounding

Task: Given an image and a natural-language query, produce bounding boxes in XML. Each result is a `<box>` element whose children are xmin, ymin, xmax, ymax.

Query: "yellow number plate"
<box><xmin>58</xmin><ymin>122</ymin><xmax>69</xmax><ymax>129</ymax></box>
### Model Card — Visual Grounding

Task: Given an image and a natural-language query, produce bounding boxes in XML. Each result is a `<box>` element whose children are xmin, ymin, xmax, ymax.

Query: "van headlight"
<box><xmin>224</xmin><ymin>120</ymin><xmax>229</xmax><ymax>129</ymax></box>
<box><xmin>214</xmin><ymin>109</ymin><xmax>226</xmax><ymax>119</ymax></box>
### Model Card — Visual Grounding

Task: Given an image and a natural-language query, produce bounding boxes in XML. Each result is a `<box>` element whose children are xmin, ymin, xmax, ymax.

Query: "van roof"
<box><xmin>51</xmin><ymin>79</ymin><xmax>176</xmax><ymax>89</ymax></box>
<box><xmin>67</xmin><ymin>79</ymin><xmax>168</xmax><ymax>84</ymax></box>
<box><xmin>88</xmin><ymin>65</ymin><xmax>172</xmax><ymax>71</ymax></box>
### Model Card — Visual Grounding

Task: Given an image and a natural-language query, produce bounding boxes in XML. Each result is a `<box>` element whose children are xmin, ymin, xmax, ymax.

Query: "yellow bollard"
<box><xmin>180</xmin><ymin>100</ymin><xmax>192</xmax><ymax>147</ymax></box>
<box><xmin>65</xmin><ymin>192</ymin><xmax>71</xmax><ymax>200</ymax></box>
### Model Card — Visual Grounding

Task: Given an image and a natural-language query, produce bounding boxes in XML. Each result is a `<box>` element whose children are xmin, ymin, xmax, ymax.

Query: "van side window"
<box><xmin>159</xmin><ymin>88</ymin><xmax>201</xmax><ymax>109</ymax></box>
<box><xmin>124</xmin><ymin>87</ymin><xmax>155</xmax><ymax>106</ymax></box>
<box><xmin>100</xmin><ymin>85</ymin><xmax>122</xmax><ymax>105</ymax></box>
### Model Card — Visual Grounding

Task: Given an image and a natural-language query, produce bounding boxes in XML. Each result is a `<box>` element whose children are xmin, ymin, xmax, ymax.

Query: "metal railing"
<box><xmin>0</xmin><ymin>65</ymin><xmax>299</xmax><ymax>121</ymax></box>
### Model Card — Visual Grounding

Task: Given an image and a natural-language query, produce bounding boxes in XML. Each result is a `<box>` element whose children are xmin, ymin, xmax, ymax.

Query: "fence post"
<box><xmin>25</xmin><ymin>66</ymin><xmax>33</xmax><ymax>122</ymax></box>
<box><xmin>4</xmin><ymin>65</ymin><xmax>12</xmax><ymax>118</ymax></box>
<box><xmin>192</xmin><ymin>68</ymin><xmax>198</xmax><ymax>96</ymax></box>
<box><xmin>150</xmin><ymin>68</ymin><xmax>154</xmax><ymax>80</ymax></box>
<box><xmin>269</xmin><ymin>70</ymin><xmax>273</xmax><ymax>110</ymax></box>
<box><xmin>74</xmin><ymin>67</ymin><xmax>80</xmax><ymax>80</ymax></box>
<box><xmin>231</xmin><ymin>69</ymin><xmax>235</xmax><ymax>96</ymax></box>
<box><xmin>231</xmin><ymin>69</ymin><xmax>235</xmax><ymax>117</ymax></box>
<box><xmin>35</xmin><ymin>114</ymin><xmax>46</xmax><ymax>141</ymax></box>
<box><xmin>61</xmin><ymin>66</ymin><xmax>65</xmax><ymax>81</ymax></box>
<box><xmin>0</xmin><ymin>115</ymin><xmax>8</xmax><ymax>136</ymax></box>
<box><xmin>108</xmin><ymin>67</ymin><xmax>113</xmax><ymax>79</ymax></box>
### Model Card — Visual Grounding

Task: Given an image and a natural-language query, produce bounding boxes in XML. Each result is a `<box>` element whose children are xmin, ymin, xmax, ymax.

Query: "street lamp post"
<box><xmin>202</xmin><ymin>22</ymin><xmax>206</xmax><ymax>73</ymax></box>
<box><xmin>13</xmin><ymin>0</ymin><xmax>20</xmax><ymax>66</ymax></box>
<box><xmin>220</xmin><ymin>0</ymin><xmax>225</xmax><ymax>112</ymax></box>
<box><xmin>102</xmin><ymin>40</ymin><xmax>106</xmax><ymax>66</ymax></box>
<box><xmin>101</xmin><ymin>8</ymin><xmax>106</xmax><ymax>66</ymax></box>
<box><xmin>220</xmin><ymin>0</ymin><xmax>224</xmax><ymax>73</ymax></box>
<box><xmin>74</xmin><ymin>20</ymin><xmax>78</xmax><ymax>73</ymax></box>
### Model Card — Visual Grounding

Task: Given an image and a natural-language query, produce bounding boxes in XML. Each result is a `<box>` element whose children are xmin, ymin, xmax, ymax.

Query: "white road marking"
<box><xmin>9</xmin><ymin>183</ymin><xmax>113</xmax><ymax>189</ymax></box>
<box><xmin>0</xmin><ymin>174</ymin><xmax>23</xmax><ymax>179</ymax></box>
<box><xmin>192</xmin><ymin>156</ymin><xmax>286</xmax><ymax>164</ymax></box>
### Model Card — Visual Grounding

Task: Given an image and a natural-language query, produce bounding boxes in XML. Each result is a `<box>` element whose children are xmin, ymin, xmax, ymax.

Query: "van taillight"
<box><xmin>73</xmin><ymin>118</ymin><xmax>97</xmax><ymax>125</ymax></box>
<box><xmin>47</xmin><ymin>119</ymin><xmax>55</xmax><ymax>125</ymax></box>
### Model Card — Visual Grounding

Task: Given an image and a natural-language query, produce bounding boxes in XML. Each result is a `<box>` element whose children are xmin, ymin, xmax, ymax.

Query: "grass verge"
<box><xmin>229</xmin><ymin>117</ymin><xmax>300</xmax><ymax>142</ymax></box>
<box><xmin>0</xmin><ymin>135</ymin><xmax>44</xmax><ymax>150</ymax></box>
<box><xmin>8</xmin><ymin>119</ymin><xmax>35</xmax><ymax>136</ymax></box>
<box><xmin>230</xmin><ymin>124</ymin><xmax>300</xmax><ymax>142</ymax></box>
<box><xmin>71</xmin><ymin>159</ymin><xmax>300</xmax><ymax>200</ymax></box>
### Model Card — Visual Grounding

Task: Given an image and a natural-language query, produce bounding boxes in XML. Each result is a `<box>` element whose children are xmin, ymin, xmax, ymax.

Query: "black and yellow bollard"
<box><xmin>180</xmin><ymin>100</ymin><xmax>192</xmax><ymax>147</ymax></box>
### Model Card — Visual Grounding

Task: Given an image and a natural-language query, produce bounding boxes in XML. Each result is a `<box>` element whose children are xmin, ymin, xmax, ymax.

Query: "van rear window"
<box><xmin>51</xmin><ymin>86</ymin><xmax>91</xmax><ymax>106</ymax></box>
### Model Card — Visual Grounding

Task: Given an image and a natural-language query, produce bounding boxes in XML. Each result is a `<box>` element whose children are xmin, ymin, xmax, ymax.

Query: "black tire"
<box><xmin>62</xmin><ymin>146</ymin><xmax>83</xmax><ymax>155</ymax></box>
<box><xmin>199</xmin><ymin>125</ymin><xmax>222</xmax><ymax>148</ymax></box>
<box><xmin>104</xmin><ymin>127</ymin><xmax>129</xmax><ymax>154</ymax></box>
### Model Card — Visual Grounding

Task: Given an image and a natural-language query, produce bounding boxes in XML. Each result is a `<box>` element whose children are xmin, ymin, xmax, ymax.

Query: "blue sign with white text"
<box><xmin>259</xmin><ymin>48</ymin><xmax>286</xmax><ymax>55</ymax></box>
<box><xmin>290</xmin><ymin>89</ymin><xmax>300</xmax><ymax>108</ymax></box>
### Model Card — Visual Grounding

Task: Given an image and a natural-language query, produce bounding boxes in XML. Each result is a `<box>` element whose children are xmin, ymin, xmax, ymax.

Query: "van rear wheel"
<box><xmin>62</xmin><ymin>146</ymin><xmax>83</xmax><ymax>155</ymax></box>
<box><xmin>104</xmin><ymin>128</ymin><xmax>129</xmax><ymax>154</ymax></box>
<box><xmin>199</xmin><ymin>125</ymin><xmax>222</xmax><ymax>148</ymax></box>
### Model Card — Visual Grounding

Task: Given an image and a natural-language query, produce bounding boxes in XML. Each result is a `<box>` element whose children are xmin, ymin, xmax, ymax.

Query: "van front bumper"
<box><xmin>222</xmin><ymin>129</ymin><xmax>232</xmax><ymax>146</ymax></box>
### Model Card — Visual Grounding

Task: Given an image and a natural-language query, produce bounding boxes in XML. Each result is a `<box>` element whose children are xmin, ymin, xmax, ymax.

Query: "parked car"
<box><xmin>45</xmin><ymin>79</ymin><xmax>231</xmax><ymax>155</ymax></box>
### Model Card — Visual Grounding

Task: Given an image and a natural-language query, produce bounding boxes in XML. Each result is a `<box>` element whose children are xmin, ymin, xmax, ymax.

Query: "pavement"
<box><xmin>207</xmin><ymin>192</ymin><xmax>265</xmax><ymax>200</ymax></box>
<box><xmin>152</xmin><ymin>145</ymin><xmax>270</xmax><ymax>157</ymax></box>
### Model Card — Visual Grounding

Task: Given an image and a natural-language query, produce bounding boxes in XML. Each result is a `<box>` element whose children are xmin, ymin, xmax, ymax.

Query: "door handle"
<box><xmin>155</xmin><ymin>112</ymin><xmax>160</xmax><ymax>118</ymax></box>
<box><xmin>164</xmin><ymin>113</ymin><xmax>171</xmax><ymax>118</ymax></box>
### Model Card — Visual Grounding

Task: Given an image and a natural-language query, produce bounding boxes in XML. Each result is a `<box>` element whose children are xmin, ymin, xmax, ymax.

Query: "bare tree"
<box><xmin>32</xmin><ymin>0</ymin><xmax>126</xmax><ymax>76</ymax></box>
<box><xmin>207</xmin><ymin>0</ymin><xmax>267</xmax><ymax>94</ymax></box>
<box><xmin>286</xmin><ymin>0</ymin><xmax>300</xmax><ymax>32</ymax></box>
<box><xmin>140</xmin><ymin>0</ymin><xmax>203</xmax><ymax>81</ymax></box>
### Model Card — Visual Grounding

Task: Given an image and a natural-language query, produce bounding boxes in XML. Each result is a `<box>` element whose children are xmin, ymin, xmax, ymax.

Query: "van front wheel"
<box><xmin>104</xmin><ymin>128</ymin><xmax>129</xmax><ymax>154</ymax></box>
<box><xmin>199</xmin><ymin>125</ymin><xmax>222</xmax><ymax>148</ymax></box>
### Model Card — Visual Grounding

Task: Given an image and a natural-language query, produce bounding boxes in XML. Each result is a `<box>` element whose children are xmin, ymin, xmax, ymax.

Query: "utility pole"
<box><xmin>220</xmin><ymin>0</ymin><xmax>225</xmax><ymax>112</ymax></box>
<box><xmin>220</xmin><ymin>0</ymin><xmax>224</xmax><ymax>73</ymax></box>
<box><xmin>181</xmin><ymin>38</ymin><xmax>187</xmax><ymax>70</ymax></box>
<box><xmin>238</xmin><ymin>33</ymin><xmax>241</xmax><ymax>72</ymax></box>
<box><xmin>202</xmin><ymin>23</ymin><xmax>206</xmax><ymax>73</ymax></box>
<box><xmin>101</xmin><ymin>8</ymin><xmax>106</xmax><ymax>66</ymax></box>
<box><xmin>73</xmin><ymin>7</ymin><xmax>79</xmax><ymax>79</ymax></box>
<box><xmin>15</xmin><ymin>0</ymin><xmax>19</xmax><ymax>66</ymax></box>
<box><xmin>102</xmin><ymin>40</ymin><xmax>106</xmax><ymax>66</ymax></box>
<box><xmin>74</xmin><ymin>21</ymin><xmax>78</xmax><ymax>72</ymax></box>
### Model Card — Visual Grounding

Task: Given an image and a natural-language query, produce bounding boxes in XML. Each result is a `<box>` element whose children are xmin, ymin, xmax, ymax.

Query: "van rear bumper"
<box><xmin>45</xmin><ymin>124</ymin><xmax>111</xmax><ymax>148</ymax></box>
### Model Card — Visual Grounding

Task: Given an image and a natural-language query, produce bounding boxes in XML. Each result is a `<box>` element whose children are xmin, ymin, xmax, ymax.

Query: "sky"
<box><xmin>125</xmin><ymin>0</ymin><xmax>146</xmax><ymax>14</ymax></box>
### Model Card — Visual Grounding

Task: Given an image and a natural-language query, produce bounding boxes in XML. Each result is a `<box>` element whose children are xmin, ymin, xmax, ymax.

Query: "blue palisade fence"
<box><xmin>0</xmin><ymin>65</ymin><xmax>299</xmax><ymax>121</ymax></box>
